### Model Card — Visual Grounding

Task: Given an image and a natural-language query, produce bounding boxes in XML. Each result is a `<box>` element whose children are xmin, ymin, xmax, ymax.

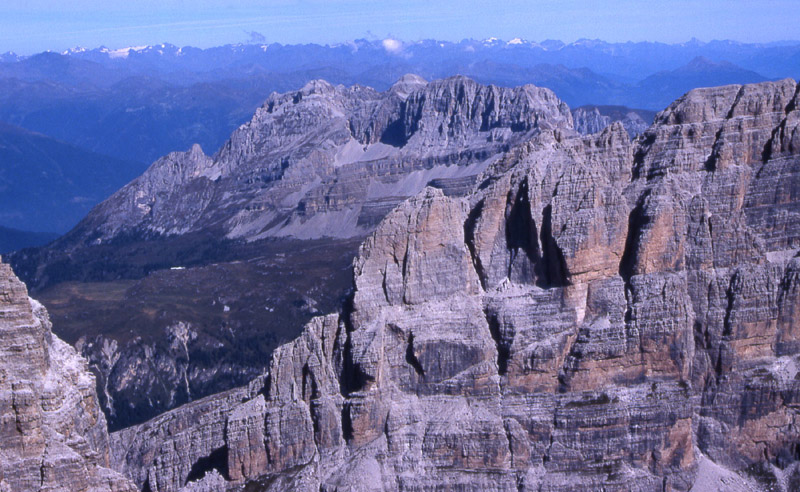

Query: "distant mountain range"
<box><xmin>0</xmin><ymin>225</ymin><xmax>57</xmax><ymax>253</ymax></box>
<box><xmin>0</xmin><ymin>122</ymin><xmax>145</xmax><ymax>234</ymax></box>
<box><xmin>0</xmin><ymin>39</ymin><xmax>796</xmax><ymax>166</ymax></box>
<box><xmin>40</xmin><ymin>37</ymin><xmax>800</xmax><ymax>81</ymax></box>
<box><xmin>632</xmin><ymin>56</ymin><xmax>769</xmax><ymax>108</ymax></box>
<box><xmin>10</xmin><ymin>74</ymin><xmax>578</xmax><ymax>428</ymax></box>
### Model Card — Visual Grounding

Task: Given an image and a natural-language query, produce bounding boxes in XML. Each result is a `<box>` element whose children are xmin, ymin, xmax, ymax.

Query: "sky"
<box><xmin>2</xmin><ymin>0</ymin><xmax>799</xmax><ymax>55</ymax></box>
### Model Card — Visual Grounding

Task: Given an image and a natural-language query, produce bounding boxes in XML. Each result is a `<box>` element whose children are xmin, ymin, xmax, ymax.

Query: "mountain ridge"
<box><xmin>1</xmin><ymin>74</ymin><xmax>799</xmax><ymax>490</ymax></box>
<box><xmin>1</xmin><ymin>37</ymin><xmax>790</xmax><ymax>168</ymax></box>
<box><xmin>10</xmin><ymin>75</ymin><xmax>799</xmax><ymax>441</ymax></box>
<box><xmin>104</xmin><ymin>77</ymin><xmax>800</xmax><ymax>491</ymax></box>
<box><xmin>41</xmin><ymin>75</ymin><xmax>574</xmax><ymax>251</ymax></box>
<box><xmin>0</xmin><ymin>121</ymin><xmax>146</xmax><ymax>233</ymax></box>
<box><xmin>10</xmin><ymin>75</ymin><xmax>578</xmax><ymax>430</ymax></box>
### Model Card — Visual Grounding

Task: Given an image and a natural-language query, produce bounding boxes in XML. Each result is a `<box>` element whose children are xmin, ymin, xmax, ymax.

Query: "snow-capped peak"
<box><xmin>0</xmin><ymin>51</ymin><xmax>20</xmax><ymax>62</ymax></box>
<box><xmin>102</xmin><ymin>45</ymin><xmax>150</xmax><ymax>59</ymax></box>
<box><xmin>62</xmin><ymin>46</ymin><xmax>87</xmax><ymax>55</ymax></box>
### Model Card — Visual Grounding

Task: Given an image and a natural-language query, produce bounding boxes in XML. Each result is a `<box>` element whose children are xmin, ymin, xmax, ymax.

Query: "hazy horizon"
<box><xmin>3</xmin><ymin>0</ymin><xmax>800</xmax><ymax>55</ymax></box>
<box><xmin>7</xmin><ymin>36</ymin><xmax>800</xmax><ymax>57</ymax></box>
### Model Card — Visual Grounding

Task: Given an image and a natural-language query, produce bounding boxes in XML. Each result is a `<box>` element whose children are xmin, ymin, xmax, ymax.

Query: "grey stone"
<box><xmin>105</xmin><ymin>78</ymin><xmax>800</xmax><ymax>491</ymax></box>
<box><xmin>0</xmin><ymin>259</ymin><xmax>135</xmax><ymax>491</ymax></box>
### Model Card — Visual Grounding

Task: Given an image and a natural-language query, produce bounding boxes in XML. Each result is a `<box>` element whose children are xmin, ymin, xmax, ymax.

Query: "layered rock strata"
<box><xmin>0</xmin><ymin>259</ymin><xmax>135</xmax><ymax>491</ymax></box>
<box><xmin>12</xmin><ymin>75</ymin><xmax>577</xmax><ymax>429</ymax></box>
<box><xmin>13</xmin><ymin>76</ymin><xmax>666</xmax><ymax>431</ymax></box>
<box><xmin>56</xmin><ymin>75</ymin><xmax>573</xmax><ymax>247</ymax></box>
<box><xmin>107</xmin><ymin>79</ymin><xmax>800</xmax><ymax>491</ymax></box>
<box><xmin>571</xmin><ymin>105</ymin><xmax>654</xmax><ymax>138</ymax></box>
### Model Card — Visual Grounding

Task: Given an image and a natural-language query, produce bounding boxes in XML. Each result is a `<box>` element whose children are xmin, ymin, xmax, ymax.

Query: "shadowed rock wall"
<box><xmin>108</xmin><ymin>79</ymin><xmax>800</xmax><ymax>491</ymax></box>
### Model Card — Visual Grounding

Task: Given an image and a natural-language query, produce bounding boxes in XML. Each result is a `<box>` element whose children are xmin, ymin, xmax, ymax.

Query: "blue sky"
<box><xmin>2</xmin><ymin>0</ymin><xmax>799</xmax><ymax>54</ymax></box>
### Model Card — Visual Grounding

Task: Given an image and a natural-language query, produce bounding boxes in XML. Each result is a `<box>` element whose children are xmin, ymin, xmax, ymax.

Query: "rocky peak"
<box><xmin>107</xmin><ymin>79</ymin><xmax>800</xmax><ymax>491</ymax></box>
<box><xmin>297</xmin><ymin>78</ymin><xmax>337</xmax><ymax>97</ymax></box>
<box><xmin>401</xmin><ymin>75</ymin><xmax>573</xmax><ymax>146</ymax></box>
<box><xmin>44</xmin><ymin>75</ymin><xmax>574</xmax><ymax>248</ymax></box>
<box><xmin>77</xmin><ymin>144</ymin><xmax>215</xmax><ymax>241</ymax></box>
<box><xmin>150</xmin><ymin>143</ymin><xmax>213</xmax><ymax>181</ymax></box>
<box><xmin>388</xmin><ymin>73</ymin><xmax>427</xmax><ymax>99</ymax></box>
<box><xmin>571</xmin><ymin>105</ymin><xmax>653</xmax><ymax>138</ymax></box>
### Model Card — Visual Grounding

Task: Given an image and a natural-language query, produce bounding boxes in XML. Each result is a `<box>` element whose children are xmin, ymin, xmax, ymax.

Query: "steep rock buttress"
<box><xmin>108</xmin><ymin>79</ymin><xmax>800</xmax><ymax>491</ymax></box>
<box><xmin>0</xmin><ymin>259</ymin><xmax>136</xmax><ymax>491</ymax></box>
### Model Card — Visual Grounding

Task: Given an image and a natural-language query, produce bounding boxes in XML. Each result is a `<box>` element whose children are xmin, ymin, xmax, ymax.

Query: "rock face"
<box><xmin>58</xmin><ymin>74</ymin><xmax>572</xmax><ymax>247</ymax></box>
<box><xmin>0</xmin><ymin>259</ymin><xmax>135</xmax><ymax>491</ymax></box>
<box><xmin>106</xmin><ymin>79</ymin><xmax>800</xmax><ymax>491</ymax></box>
<box><xmin>572</xmin><ymin>104</ymin><xmax>655</xmax><ymax>138</ymax></box>
<box><xmin>11</xmin><ymin>75</ymin><xmax>575</xmax><ymax>430</ymax></box>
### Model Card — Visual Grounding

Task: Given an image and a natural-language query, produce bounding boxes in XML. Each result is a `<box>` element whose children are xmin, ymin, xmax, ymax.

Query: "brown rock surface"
<box><xmin>13</xmin><ymin>78</ymin><xmax>772</xmax><ymax>491</ymax></box>
<box><xmin>104</xmin><ymin>79</ymin><xmax>800</xmax><ymax>491</ymax></box>
<box><xmin>10</xmin><ymin>75</ymin><xmax>575</xmax><ymax>430</ymax></box>
<box><xmin>0</xmin><ymin>259</ymin><xmax>135</xmax><ymax>491</ymax></box>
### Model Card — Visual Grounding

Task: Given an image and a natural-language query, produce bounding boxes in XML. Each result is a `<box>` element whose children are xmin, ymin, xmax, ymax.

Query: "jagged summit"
<box><xmin>389</xmin><ymin>73</ymin><xmax>427</xmax><ymax>98</ymax></box>
<box><xmin>296</xmin><ymin>78</ymin><xmax>337</xmax><ymax>95</ymax></box>
<box><xmin>48</xmin><ymin>75</ymin><xmax>573</xmax><ymax>250</ymax></box>
<box><xmin>394</xmin><ymin>73</ymin><xmax>426</xmax><ymax>84</ymax></box>
<box><xmin>105</xmin><ymin>78</ymin><xmax>800</xmax><ymax>491</ymax></box>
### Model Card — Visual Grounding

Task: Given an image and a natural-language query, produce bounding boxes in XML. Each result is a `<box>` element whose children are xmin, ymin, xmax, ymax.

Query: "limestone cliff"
<box><xmin>55</xmin><ymin>75</ymin><xmax>573</xmax><ymax>247</ymax></box>
<box><xmin>11</xmin><ymin>76</ymin><xmax>658</xmax><ymax>432</ymax></box>
<box><xmin>571</xmin><ymin>105</ymin><xmax>654</xmax><ymax>138</ymax></box>
<box><xmin>0</xmin><ymin>259</ymin><xmax>135</xmax><ymax>491</ymax></box>
<box><xmin>107</xmin><ymin>79</ymin><xmax>800</xmax><ymax>491</ymax></box>
<box><xmin>10</xmin><ymin>75</ymin><xmax>577</xmax><ymax>430</ymax></box>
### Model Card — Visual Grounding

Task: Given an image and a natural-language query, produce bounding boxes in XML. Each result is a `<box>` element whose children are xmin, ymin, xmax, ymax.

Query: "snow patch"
<box><xmin>334</xmin><ymin>141</ymin><xmax>399</xmax><ymax>167</ymax></box>
<box><xmin>766</xmin><ymin>248</ymin><xmax>799</xmax><ymax>263</ymax></box>
<box><xmin>62</xmin><ymin>46</ymin><xmax>87</xmax><ymax>55</ymax></box>
<box><xmin>333</xmin><ymin>138</ymin><xmax>366</xmax><ymax>167</ymax></box>
<box><xmin>105</xmin><ymin>45</ymin><xmax>149</xmax><ymax>59</ymax></box>
<box><xmin>365</xmin><ymin>160</ymin><xmax>490</xmax><ymax>200</ymax></box>
<box><xmin>264</xmin><ymin>206</ymin><xmax>365</xmax><ymax>240</ymax></box>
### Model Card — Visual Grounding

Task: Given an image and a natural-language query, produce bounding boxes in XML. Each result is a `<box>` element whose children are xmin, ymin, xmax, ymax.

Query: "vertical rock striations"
<box><xmin>0</xmin><ymin>258</ymin><xmax>135</xmax><ymax>491</ymax></box>
<box><xmin>11</xmin><ymin>75</ymin><xmax>576</xmax><ymax>430</ymax></box>
<box><xmin>51</xmin><ymin>75</ymin><xmax>574</xmax><ymax>248</ymax></box>
<box><xmin>106</xmin><ymin>79</ymin><xmax>800</xmax><ymax>491</ymax></box>
<box><xmin>571</xmin><ymin>105</ymin><xmax>655</xmax><ymax>138</ymax></box>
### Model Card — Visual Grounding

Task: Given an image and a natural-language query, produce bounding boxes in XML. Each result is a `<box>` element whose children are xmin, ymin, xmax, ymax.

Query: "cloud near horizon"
<box><xmin>2</xmin><ymin>1</ymin><xmax>800</xmax><ymax>55</ymax></box>
<box><xmin>381</xmin><ymin>38</ymin><xmax>403</xmax><ymax>53</ymax></box>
